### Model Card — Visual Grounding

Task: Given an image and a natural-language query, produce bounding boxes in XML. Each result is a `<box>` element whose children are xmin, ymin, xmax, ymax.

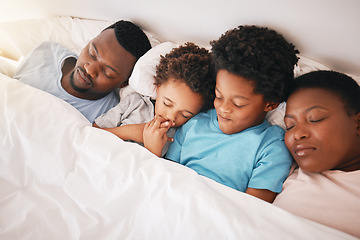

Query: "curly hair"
<box><xmin>105</xmin><ymin>20</ymin><xmax>151</xmax><ymax>59</ymax></box>
<box><xmin>154</xmin><ymin>42</ymin><xmax>216</xmax><ymax>111</ymax></box>
<box><xmin>289</xmin><ymin>70</ymin><xmax>360</xmax><ymax>115</ymax></box>
<box><xmin>210</xmin><ymin>25</ymin><xmax>299</xmax><ymax>103</ymax></box>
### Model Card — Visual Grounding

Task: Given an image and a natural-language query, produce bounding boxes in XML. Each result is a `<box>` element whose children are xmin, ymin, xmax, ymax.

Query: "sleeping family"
<box><xmin>13</xmin><ymin>20</ymin><xmax>360</xmax><ymax>238</ymax></box>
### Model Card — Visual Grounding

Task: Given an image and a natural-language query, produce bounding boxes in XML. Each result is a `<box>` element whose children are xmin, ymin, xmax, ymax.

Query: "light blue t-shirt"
<box><xmin>165</xmin><ymin>109</ymin><xmax>292</xmax><ymax>193</ymax></box>
<box><xmin>13</xmin><ymin>42</ymin><xmax>119</xmax><ymax>123</ymax></box>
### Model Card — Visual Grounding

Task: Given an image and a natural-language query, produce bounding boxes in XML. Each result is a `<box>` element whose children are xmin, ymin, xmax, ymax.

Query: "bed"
<box><xmin>1</xmin><ymin>1</ymin><xmax>360</xmax><ymax>239</ymax></box>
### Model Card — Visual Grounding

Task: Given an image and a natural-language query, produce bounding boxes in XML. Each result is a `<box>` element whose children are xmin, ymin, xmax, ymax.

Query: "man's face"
<box><xmin>67</xmin><ymin>29</ymin><xmax>137</xmax><ymax>100</ymax></box>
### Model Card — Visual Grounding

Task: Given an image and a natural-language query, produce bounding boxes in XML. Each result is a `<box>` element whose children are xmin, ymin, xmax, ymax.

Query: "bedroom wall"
<box><xmin>1</xmin><ymin>0</ymin><xmax>360</xmax><ymax>75</ymax></box>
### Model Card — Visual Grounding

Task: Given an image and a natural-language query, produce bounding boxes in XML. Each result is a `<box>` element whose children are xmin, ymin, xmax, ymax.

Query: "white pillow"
<box><xmin>294</xmin><ymin>55</ymin><xmax>330</xmax><ymax>77</ymax></box>
<box><xmin>0</xmin><ymin>56</ymin><xmax>18</xmax><ymax>77</ymax></box>
<box><xmin>0</xmin><ymin>16</ymin><xmax>159</xmax><ymax>59</ymax></box>
<box><xmin>0</xmin><ymin>16</ymin><xmax>115</xmax><ymax>60</ymax></box>
<box><xmin>129</xmin><ymin>41</ymin><xmax>179</xmax><ymax>99</ymax></box>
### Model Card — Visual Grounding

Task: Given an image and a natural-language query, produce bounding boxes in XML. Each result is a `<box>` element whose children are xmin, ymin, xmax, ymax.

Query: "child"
<box><xmin>273</xmin><ymin>70</ymin><xmax>360</xmax><ymax>238</ymax></box>
<box><xmin>164</xmin><ymin>25</ymin><xmax>299</xmax><ymax>203</ymax></box>
<box><xmin>94</xmin><ymin>42</ymin><xmax>215</xmax><ymax>157</ymax></box>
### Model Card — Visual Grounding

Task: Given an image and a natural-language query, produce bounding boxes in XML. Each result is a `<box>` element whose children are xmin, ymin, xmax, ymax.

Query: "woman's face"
<box><xmin>284</xmin><ymin>88</ymin><xmax>360</xmax><ymax>172</ymax></box>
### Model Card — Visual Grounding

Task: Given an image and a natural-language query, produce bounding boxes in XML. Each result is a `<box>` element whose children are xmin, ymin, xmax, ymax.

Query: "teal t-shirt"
<box><xmin>165</xmin><ymin>109</ymin><xmax>292</xmax><ymax>193</ymax></box>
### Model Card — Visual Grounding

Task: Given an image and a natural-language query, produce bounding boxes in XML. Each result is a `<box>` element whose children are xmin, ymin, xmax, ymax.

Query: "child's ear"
<box><xmin>264</xmin><ymin>102</ymin><xmax>279</xmax><ymax>112</ymax></box>
<box><xmin>355</xmin><ymin>112</ymin><xmax>360</xmax><ymax>136</ymax></box>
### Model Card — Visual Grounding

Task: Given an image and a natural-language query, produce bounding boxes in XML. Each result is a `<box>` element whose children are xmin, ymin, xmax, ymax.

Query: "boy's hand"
<box><xmin>143</xmin><ymin>116</ymin><xmax>174</xmax><ymax>157</ymax></box>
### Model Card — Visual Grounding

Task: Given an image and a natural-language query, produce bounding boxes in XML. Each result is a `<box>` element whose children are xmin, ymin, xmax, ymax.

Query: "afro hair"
<box><xmin>210</xmin><ymin>25</ymin><xmax>299</xmax><ymax>103</ymax></box>
<box><xmin>105</xmin><ymin>20</ymin><xmax>151</xmax><ymax>59</ymax></box>
<box><xmin>154</xmin><ymin>42</ymin><xmax>216</xmax><ymax>111</ymax></box>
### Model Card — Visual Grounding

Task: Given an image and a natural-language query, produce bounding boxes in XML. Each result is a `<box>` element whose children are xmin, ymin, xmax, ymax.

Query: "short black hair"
<box><xmin>105</xmin><ymin>20</ymin><xmax>151</xmax><ymax>59</ymax></box>
<box><xmin>289</xmin><ymin>70</ymin><xmax>360</xmax><ymax>115</ymax></box>
<box><xmin>154</xmin><ymin>42</ymin><xmax>216</xmax><ymax>111</ymax></box>
<box><xmin>210</xmin><ymin>25</ymin><xmax>299</xmax><ymax>103</ymax></box>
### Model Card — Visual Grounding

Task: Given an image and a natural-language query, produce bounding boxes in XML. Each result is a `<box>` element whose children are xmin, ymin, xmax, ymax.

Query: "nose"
<box><xmin>84</xmin><ymin>62</ymin><xmax>99</xmax><ymax>78</ymax></box>
<box><xmin>166</xmin><ymin>110</ymin><xmax>176</xmax><ymax>123</ymax></box>
<box><xmin>294</xmin><ymin>126</ymin><xmax>310</xmax><ymax>141</ymax></box>
<box><xmin>218</xmin><ymin>99</ymin><xmax>231</xmax><ymax>113</ymax></box>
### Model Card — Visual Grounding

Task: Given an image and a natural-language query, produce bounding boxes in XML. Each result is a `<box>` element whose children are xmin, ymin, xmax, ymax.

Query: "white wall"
<box><xmin>1</xmin><ymin>0</ymin><xmax>360</xmax><ymax>75</ymax></box>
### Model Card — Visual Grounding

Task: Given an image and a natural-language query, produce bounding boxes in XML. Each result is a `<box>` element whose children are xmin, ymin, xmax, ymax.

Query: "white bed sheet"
<box><xmin>0</xmin><ymin>73</ymin><xmax>356</xmax><ymax>239</ymax></box>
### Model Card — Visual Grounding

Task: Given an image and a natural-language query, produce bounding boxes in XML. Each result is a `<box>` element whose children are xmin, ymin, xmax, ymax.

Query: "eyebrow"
<box><xmin>306</xmin><ymin>105</ymin><xmax>328</xmax><ymax>112</ymax></box>
<box><xmin>92</xmin><ymin>43</ymin><xmax>119</xmax><ymax>75</ymax></box>
<box><xmin>215</xmin><ymin>87</ymin><xmax>250</xmax><ymax>100</ymax></box>
<box><xmin>164</xmin><ymin>97</ymin><xmax>196</xmax><ymax>116</ymax></box>
<box><xmin>284</xmin><ymin>105</ymin><xmax>328</xmax><ymax>119</ymax></box>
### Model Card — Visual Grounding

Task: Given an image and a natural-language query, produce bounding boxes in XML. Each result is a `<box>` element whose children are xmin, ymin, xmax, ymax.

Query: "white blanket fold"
<box><xmin>0</xmin><ymin>74</ymin><xmax>355</xmax><ymax>239</ymax></box>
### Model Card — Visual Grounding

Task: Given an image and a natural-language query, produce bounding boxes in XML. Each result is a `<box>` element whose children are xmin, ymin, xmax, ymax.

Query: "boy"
<box><xmin>165</xmin><ymin>25</ymin><xmax>299</xmax><ymax>203</ymax></box>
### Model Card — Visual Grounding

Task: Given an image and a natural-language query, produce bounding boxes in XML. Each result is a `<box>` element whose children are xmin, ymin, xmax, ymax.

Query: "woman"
<box><xmin>273</xmin><ymin>70</ymin><xmax>360</xmax><ymax>238</ymax></box>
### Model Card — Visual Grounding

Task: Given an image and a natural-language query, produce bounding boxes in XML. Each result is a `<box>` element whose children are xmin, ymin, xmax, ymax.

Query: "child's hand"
<box><xmin>143</xmin><ymin>116</ymin><xmax>174</xmax><ymax>157</ymax></box>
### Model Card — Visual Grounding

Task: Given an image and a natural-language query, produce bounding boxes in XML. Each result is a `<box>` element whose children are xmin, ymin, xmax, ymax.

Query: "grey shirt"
<box><xmin>95</xmin><ymin>86</ymin><xmax>175</xmax><ymax>156</ymax></box>
<box><xmin>14</xmin><ymin>42</ymin><xmax>119</xmax><ymax>123</ymax></box>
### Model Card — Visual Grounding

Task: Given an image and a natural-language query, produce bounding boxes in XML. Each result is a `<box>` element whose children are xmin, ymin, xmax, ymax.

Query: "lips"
<box><xmin>218</xmin><ymin>113</ymin><xmax>231</xmax><ymax>122</ymax></box>
<box><xmin>293</xmin><ymin>144</ymin><xmax>316</xmax><ymax>157</ymax></box>
<box><xmin>76</xmin><ymin>67</ymin><xmax>93</xmax><ymax>87</ymax></box>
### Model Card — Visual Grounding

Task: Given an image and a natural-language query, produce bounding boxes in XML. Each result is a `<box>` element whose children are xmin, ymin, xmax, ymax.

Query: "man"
<box><xmin>14</xmin><ymin>20</ymin><xmax>151</xmax><ymax>123</ymax></box>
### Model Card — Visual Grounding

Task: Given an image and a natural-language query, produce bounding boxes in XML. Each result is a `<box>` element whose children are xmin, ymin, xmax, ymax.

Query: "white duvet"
<box><xmin>0</xmin><ymin>74</ymin><xmax>356</xmax><ymax>239</ymax></box>
<box><xmin>0</xmin><ymin>16</ymin><xmax>357</xmax><ymax>240</ymax></box>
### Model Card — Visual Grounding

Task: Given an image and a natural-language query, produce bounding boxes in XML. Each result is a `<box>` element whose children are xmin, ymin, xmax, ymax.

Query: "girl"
<box><xmin>94</xmin><ymin>42</ymin><xmax>215</xmax><ymax>156</ymax></box>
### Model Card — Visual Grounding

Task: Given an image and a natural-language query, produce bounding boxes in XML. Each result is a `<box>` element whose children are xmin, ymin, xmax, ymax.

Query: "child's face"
<box><xmin>155</xmin><ymin>78</ymin><xmax>204</xmax><ymax>128</ymax></box>
<box><xmin>284</xmin><ymin>88</ymin><xmax>360</xmax><ymax>172</ymax></box>
<box><xmin>214</xmin><ymin>69</ymin><xmax>270</xmax><ymax>135</ymax></box>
